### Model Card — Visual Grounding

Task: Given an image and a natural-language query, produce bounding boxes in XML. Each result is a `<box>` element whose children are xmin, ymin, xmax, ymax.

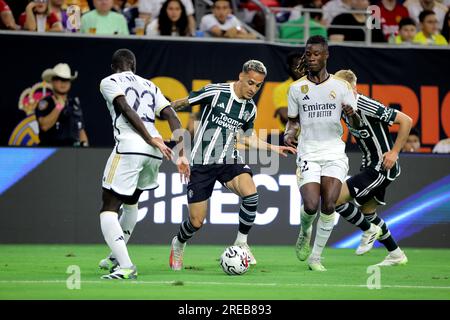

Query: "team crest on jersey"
<box><xmin>243</xmin><ymin>111</ymin><xmax>251</xmax><ymax>121</ymax></box>
<box><xmin>329</xmin><ymin>90</ymin><xmax>336</xmax><ymax>99</ymax></box>
<box><xmin>301</xmin><ymin>85</ymin><xmax>309</xmax><ymax>94</ymax></box>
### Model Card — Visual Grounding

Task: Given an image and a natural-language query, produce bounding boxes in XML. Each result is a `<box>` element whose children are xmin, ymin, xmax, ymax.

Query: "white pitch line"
<box><xmin>0</xmin><ymin>280</ymin><xmax>449</xmax><ymax>290</ymax></box>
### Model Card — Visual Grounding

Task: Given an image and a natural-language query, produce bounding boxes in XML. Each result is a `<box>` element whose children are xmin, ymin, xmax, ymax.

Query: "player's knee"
<box><xmin>321</xmin><ymin>201</ymin><xmax>336</xmax><ymax>215</ymax></box>
<box><xmin>190</xmin><ymin>216</ymin><xmax>204</xmax><ymax>229</ymax></box>
<box><xmin>303</xmin><ymin>199</ymin><xmax>320</xmax><ymax>215</ymax></box>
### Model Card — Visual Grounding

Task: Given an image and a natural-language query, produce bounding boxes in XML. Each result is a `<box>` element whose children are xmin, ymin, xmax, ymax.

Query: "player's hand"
<box><xmin>342</xmin><ymin>104</ymin><xmax>355</xmax><ymax>117</ymax></box>
<box><xmin>273</xmin><ymin>145</ymin><xmax>297</xmax><ymax>157</ymax></box>
<box><xmin>283</xmin><ymin>134</ymin><xmax>298</xmax><ymax>148</ymax></box>
<box><xmin>176</xmin><ymin>156</ymin><xmax>190</xmax><ymax>184</ymax></box>
<box><xmin>149</xmin><ymin>137</ymin><xmax>173</xmax><ymax>161</ymax></box>
<box><xmin>382</xmin><ymin>150</ymin><xmax>398</xmax><ymax>170</ymax></box>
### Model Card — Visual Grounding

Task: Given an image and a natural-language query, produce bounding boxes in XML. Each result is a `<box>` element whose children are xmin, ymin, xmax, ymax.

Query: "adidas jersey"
<box><xmin>344</xmin><ymin>94</ymin><xmax>400</xmax><ymax>180</ymax></box>
<box><xmin>189</xmin><ymin>83</ymin><xmax>257</xmax><ymax>165</ymax></box>
<box><xmin>100</xmin><ymin>71</ymin><xmax>170</xmax><ymax>157</ymax></box>
<box><xmin>288</xmin><ymin>74</ymin><xmax>357</xmax><ymax>162</ymax></box>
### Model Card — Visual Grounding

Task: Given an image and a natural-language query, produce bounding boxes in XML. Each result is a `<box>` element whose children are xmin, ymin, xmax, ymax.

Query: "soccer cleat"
<box><xmin>295</xmin><ymin>226</ymin><xmax>312</xmax><ymax>261</ymax></box>
<box><xmin>169</xmin><ymin>236</ymin><xmax>186</xmax><ymax>271</ymax></box>
<box><xmin>355</xmin><ymin>223</ymin><xmax>383</xmax><ymax>255</ymax></box>
<box><xmin>376</xmin><ymin>250</ymin><xmax>408</xmax><ymax>267</ymax></box>
<box><xmin>98</xmin><ymin>256</ymin><xmax>119</xmax><ymax>272</ymax></box>
<box><xmin>307</xmin><ymin>255</ymin><xmax>327</xmax><ymax>272</ymax></box>
<box><xmin>101</xmin><ymin>265</ymin><xmax>137</xmax><ymax>280</ymax></box>
<box><xmin>234</xmin><ymin>242</ymin><xmax>257</xmax><ymax>265</ymax></box>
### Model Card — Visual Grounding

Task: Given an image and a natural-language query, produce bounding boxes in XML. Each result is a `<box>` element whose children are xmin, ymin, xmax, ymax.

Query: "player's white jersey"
<box><xmin>100</xmin><ymin>71</ymin><xmax>170</xmax><ymax>158</ymax></box>
<box><xmin>288</xmin><ymin>74</ymin><xmax>357</xmax><ymax>162</ymax></box>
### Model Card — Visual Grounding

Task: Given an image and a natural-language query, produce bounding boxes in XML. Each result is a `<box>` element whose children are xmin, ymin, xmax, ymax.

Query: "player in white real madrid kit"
<box><xmin>284</xmin><ymin>36</ymin><xmax>360</xmax><ymax>271</ymax></box>
<box><xmin>97</xmin><ymin>49</ymin><xmax>190</xmax><ymax>279</ymax></box>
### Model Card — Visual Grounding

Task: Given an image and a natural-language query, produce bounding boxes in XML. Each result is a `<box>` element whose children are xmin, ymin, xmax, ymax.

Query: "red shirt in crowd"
<box><xmin>19</xmin><ymin>11</ymin><xmax>60</xmax><ymax>31</ymax></box>
<box><xmin>379</xmin><ymin>2</ymin><xmax>410</xmax><ymax>39</ymax></box>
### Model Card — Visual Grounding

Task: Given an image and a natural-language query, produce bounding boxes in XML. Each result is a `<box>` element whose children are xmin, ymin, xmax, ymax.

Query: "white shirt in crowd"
<box><xmin>139</xmin><ymin>0</ymin><xmax>195</xmax><ymax>21</ymax></box>
<box><xmin>100</xmin><ymin>71</ymin><xmax>170</xmax><ymax>157</ymax></box>
<box><xmin>288</xmin><ymin>75</ymin><xmax>357</xmax><ymax>162</ymax></box>
<box><xmin>200</xmin><ymin>13</ymin><xmax>242</xmax><ymax>35</ymax></box>
<box><xmin>321</xmin><ymin>0</ymin><xmax>352</xmax><ymax>26</ymax></box>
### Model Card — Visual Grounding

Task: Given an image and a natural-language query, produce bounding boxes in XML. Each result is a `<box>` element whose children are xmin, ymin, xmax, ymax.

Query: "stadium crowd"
<box><xmin>1</xmin><ymin>0</ymin><xmax>449</xmax><ymax>44</ymax></box>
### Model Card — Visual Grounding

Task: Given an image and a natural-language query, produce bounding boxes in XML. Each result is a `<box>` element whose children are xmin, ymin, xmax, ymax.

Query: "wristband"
<box><xmin>55</xmin><ymin>103</ymin><xmax>64</xmax><ymax>111</ymax></box>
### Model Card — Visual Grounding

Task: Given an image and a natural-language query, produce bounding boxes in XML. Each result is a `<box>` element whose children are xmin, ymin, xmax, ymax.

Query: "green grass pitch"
<box><xmin>0</xmin><ymin>245</ymin><xmax>449</xmax><ymax>300</ymax></box>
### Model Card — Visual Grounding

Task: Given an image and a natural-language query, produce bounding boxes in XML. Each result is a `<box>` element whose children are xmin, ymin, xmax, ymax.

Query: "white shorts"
<box><xmin>102</xmin><ymin>150</ymin><xmax>162</xmax><ymax>196</ymax></box>
<box><xmin>296</xmin><ymin>158</ymin><xmax>349</xmax><ymax>188</ymax></box>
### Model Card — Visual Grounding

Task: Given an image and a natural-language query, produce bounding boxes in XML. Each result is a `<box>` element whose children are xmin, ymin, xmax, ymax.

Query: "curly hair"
<box><xmin>158</xmin><ymin>0</ymin><xmax>189</xmax><ymax>36</ymax></box>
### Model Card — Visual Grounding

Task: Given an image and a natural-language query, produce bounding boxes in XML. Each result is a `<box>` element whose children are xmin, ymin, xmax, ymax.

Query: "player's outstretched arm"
<box><xmin>241</xmin><ymin>131</ymin><xmax>296</xmax><ymax>157</ymax></box>
<box><xmin>342</xmin><ymin>104</ymin><xmax>362</xmax><ymax>128</ymax></box>
<box><xmin>383</xmin><ymin>111</ymin><xmax>413</xmax><ymax>169</ymax></box>
<box><xmin>170</xmin><ymin>97</ymin><xmax>190</xmax><ymax>112</ymax></box>
<box><xmin>113</xmin><ymin>95</ymin><xmax>173</xmax><ymax>160</ymax></box>
<box><xmin>160</xmin><ymin>106</ymin><xmax>190</xmax><ymax>182</ymax></box>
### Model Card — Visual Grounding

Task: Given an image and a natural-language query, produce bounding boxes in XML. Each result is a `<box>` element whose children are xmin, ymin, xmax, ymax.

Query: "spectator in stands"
<box><xmin>273</xmin><ymin>51</ymin><xmax>304</xmax><ymax>131</ymax></box>
<box><xmin>403</xmin><ymin>0</ymin><xmax>448</xmax><ymax>30</ymax></box>
<box><xmin>401</xmin><ymin>128</ymin><xmax>421</xmax><ymax>152</ymax></box>
<box><xmin>139</xmin><ymin>0</ymin><xmax>195</xmax><ymax>35</ymax></box>
<box><xmin>200</xmin><ymin>0</ymin><xmax>256</xmax><ymax>39</ymax></box>
<box><xmin>432</xmin><ymin>138</ymin><xmax>450</xmax><ymax>153</ymax></box>
<box><xmin>112</xmin><ymin>0</ymin><xmax>138</xmax><ymax>34</ymax></box>
<box><xmin>146</xmin><ymin>0</ymin><xmax>189</xmax><ymax>36</ymax></box>
<box><xmin>81</xmin><ymin>0</ymin><xmax>129</xmax><ymax>35</ymax></box>
<box><xmin>65</xmin><ymin>0</ymin><xmax>91</xmax><ymax>14</ymax></box>
<box><xmin>413</xmin><ymin>10</ymin><xmax>448</xmax><ymax>44</ymax></box>
<box><xmin>321</xmin><ymin>0</ymin><xmax>352</xmax><ymax>26</ymax></box>
<box><xmin>378</xmin><ymin>0</ymin><xmax>410</xmax><ymax>40</ymax></box>
<box><xmin>441</xmin><ymin>10</ymin><xmax>450</xmax><ymax>42</ymax></box>
<box><xmin>20</xmin><ymin>0</ymin><xmax>63</xmax><ymax>32</ymax></box>
<box><xmin>328</xmin><ymin>0</ymin><xmax>386</xmax><ymax>42</ymax></box>
<box><xmin>0</xmin><ymin>0</ymin><xmax>18</xmax><ymax>30</ymax></box>
<box><xmin>36</xmin><ymin>63</ymin><xmax>89</xmax><ymax>147</ymax></box>
<box><xmin>279</xmin><ymin>1</ymin><xmax>327</xmax><ymax>44</ymax></box>
<box><xmin>392</xmin><ymin>16</ymin><xmax>417</xmax><ymax>43</ymax></box>
<box><xmin>50</xmin><ymin>0</ymin><xmax>67</xmax><ymax>29</ymax></box>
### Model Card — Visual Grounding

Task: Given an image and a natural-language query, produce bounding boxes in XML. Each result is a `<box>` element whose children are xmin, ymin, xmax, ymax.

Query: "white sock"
<box><xmin>390</xmin><ymin>247</ymin><xmax>402</xmax><ymax>256</ymax></box>
<box><xmin>301</xmin><ymin>205</ymin><xmax>317</xmax><ymax>234</ymax></box>
<box><xmin>109</xmin><ymin>204</ymin><xmax>138</xmax><ymax>260</ymax></box>
<box><xmin>100</xmin><ymin>211</ymin><xmax>133</xmax><ymax>268</ymax></box>
<box><xmin>311</xmin><ymin>212</ymin><xmax>335</xmax><ymax>258</ymax></box>
<box><xmin>235</xmin><ymin>231</ymin><xmax>248</xmax><ymax>244</ymax></box>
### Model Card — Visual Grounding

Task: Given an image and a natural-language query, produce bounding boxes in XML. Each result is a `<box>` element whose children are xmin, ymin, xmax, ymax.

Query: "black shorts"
<box><xmin>346</xmin><ymin>167</ymin><xmax>392</xmax><ymax>206</ymax></box>
<box><xmin>187</xmin><ymin>164</ymin><xmax>253</xmax><ymax>203</ymax></box>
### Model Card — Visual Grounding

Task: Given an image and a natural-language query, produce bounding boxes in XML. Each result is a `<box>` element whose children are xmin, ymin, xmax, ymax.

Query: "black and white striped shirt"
<box><xmin>345</xmin><ymin>94</ymin><xmax>400</xmax><ymax>181</ymax></box>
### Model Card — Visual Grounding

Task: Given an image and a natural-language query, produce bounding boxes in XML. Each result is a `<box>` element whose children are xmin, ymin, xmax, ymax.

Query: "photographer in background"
<box><xmin>36</xmin><ymin>63</ymin><xmax>89</xmax><ymax>147</ymax></box>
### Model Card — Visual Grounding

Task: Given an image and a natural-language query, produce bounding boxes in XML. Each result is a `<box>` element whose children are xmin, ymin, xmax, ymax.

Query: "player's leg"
<box><xmin>295</xmin><ymin>161</ymin><xmax>322</xmax><ymax>262</ymax></box>
<box><xmin>170</xmin><ymin>200</ymin><xmax>208</xmax><ymax>270</ymax></box>
<box><xmin>361</xmin><ymin>198</ymin><xmax>408</xmax><ymax>266</ymax></box>
<box><xmin>223</xmin><ymin>170</ymin><xmax>258</xmax><ymax>264</ymax></box>
<box><xmin>99</xmin><ymin>152</ymin><xmax>144</xmax><ymax>279</ymax></box>
<box><xmin>335</xmin><ymin>171</ymin><xmax>383</xmax><ymax>255</ymax></box>
<box><xmin>99</xmin><ymin>188</ymin><xmax>137</xmax><ymax>279</ymax></box>
<box><xmin>307</xmin><ymin>158</ymin><xmax>348</xmax><ymax>271</ymax></box>
<box><xmin>99</xmin><ymin>189</ymin><xmax>143</xmax><ymax>270</ymax></box>
<box><xmin>170</xmin><ymin>165</ymin><xmax>216</xmax><ymax>270</ymax></box>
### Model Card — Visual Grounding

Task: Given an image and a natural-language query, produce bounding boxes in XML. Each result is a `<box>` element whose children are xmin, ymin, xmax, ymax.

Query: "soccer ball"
<box><xmin>220</xmin><ymin>246</ymin><xmax>250</xmax><ymax>275</ymax></box>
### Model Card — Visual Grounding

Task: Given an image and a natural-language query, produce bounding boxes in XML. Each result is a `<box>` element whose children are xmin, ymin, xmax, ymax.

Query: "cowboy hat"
<box><xmin>42</xmin><ymin>63</ymin><xmax>78</xmax><ymax>82</ymax></box>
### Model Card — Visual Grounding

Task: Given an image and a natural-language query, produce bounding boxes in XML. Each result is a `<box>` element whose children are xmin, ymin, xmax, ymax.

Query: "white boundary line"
<box><xmin>0</xmin><ymin>280</ymin><xmax>449</xmax><ymax>290</ymax></box>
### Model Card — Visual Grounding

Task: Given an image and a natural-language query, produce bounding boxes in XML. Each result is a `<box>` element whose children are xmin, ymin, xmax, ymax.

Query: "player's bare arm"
<box><xmin>160</xmin><ymin>106</ymin><xmax>190</xmax><ymax>182</ymax></box>
<box><xmin>342</xmin><ymin>104</ymin><xmax>362</xmax><ymax>128</ymax></box>
<box><xmin>284</xmin><ymin>117</ymin><xmax>300</xmax><ymax>148</ymax></box>
<box><xmin>241</xmin><ymin>131</ymin><xmax>296</xmax><ymax>157</ymax></box>
<box><xmin>113</xmin><ymin>95</ymin><xmax>173</xmax><ymax>160</ymax></box>
<box><xmin>383</xmin><ymin>111</ymin><xmax>413</xmax><ymax>170</ymax></box>
<box><xmin>170</xmin><ymin>97</ymin><xmax>190</xmax><ymax>112</ymax></box>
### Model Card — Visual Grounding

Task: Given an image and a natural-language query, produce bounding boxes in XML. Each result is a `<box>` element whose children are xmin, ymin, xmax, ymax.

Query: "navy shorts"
<box><xmin>346</xmin><ymin>167</ymin><xmax>392</xmax><ymax>206</ymax></box>
<box><xmin>187</xmin><ymin>164</ymin><xmax>253</xmax><ymax>203</ymax></box>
